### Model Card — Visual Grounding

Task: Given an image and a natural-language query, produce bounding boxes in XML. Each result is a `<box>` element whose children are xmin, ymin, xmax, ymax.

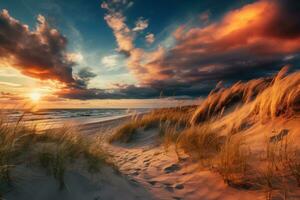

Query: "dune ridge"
<box><xmin>108</xmin><ymin>67</ymin><xmax>300</xmax><ymax>200</ymax></box>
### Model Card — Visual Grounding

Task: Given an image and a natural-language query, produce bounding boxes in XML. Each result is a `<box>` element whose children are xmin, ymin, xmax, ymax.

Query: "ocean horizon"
<box><xmin>1</xmin><ymin>108</ymin><xmax>150</xmax><ymax>130</ymax></box>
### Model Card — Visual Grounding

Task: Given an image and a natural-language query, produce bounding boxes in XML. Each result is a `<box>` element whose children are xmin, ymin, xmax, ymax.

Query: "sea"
<box><xmin>1</xmin><ymin>108</ymin><xmax>150</xmax><ymax>130</ymax></box>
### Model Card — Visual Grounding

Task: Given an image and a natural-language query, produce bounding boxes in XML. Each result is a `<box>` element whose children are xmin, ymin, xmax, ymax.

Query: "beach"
<box><xmin>2</xmin><ymin>69</ymin><xmax>300</xmax><ymax>200</ymax></box>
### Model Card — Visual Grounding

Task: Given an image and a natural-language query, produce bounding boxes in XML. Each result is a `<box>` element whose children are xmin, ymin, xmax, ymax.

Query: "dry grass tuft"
<box><xmin>0</xmin><ymin>113</ymin><xmax>107</xmax><ymax>193</ymax></box>
<box><xmin>191</xmin><ymin>66</ymin><xmax>300</xmax><ymax>126</ymax></box>
<box><xmin>109</xmin><ymin>106</ymin><xmax>195</xmax><ymax>143</ymax></box>
<box><xmin>216</xmin><ymin>135</ymin><xmax>250</xmax><ymax>185</ymax></box>
<box><xmin>109</xmin><ymin>122</ymin><xmax>138</xmax><ymax>143</ymax></box>
<box><xmin>191</xmin><ymin>77</ymin><xmax>271</xmax><ymax>125</ymax></box>
<box><xmin>250</xmin><ymin>67</ymin><xmax>300</xmax><ymax>121</ymax></box>
<box><xmin>176</xmin><ymin>122</ymin><xmax>222</xmax><ymax>160</ymax></box>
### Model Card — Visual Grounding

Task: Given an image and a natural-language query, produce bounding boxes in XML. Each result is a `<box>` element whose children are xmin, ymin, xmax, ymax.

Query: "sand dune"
<box><xmin>2</xmin><ymin>67</ymin><xmax>300</xmax><ymax>200</ymax></box>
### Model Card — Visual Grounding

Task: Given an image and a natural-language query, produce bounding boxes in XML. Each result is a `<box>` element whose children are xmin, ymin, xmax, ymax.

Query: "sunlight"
<box><xmin>29</xmin><ymin>91</ymin><xmax>41</xmax><ymax>102</ymax></box>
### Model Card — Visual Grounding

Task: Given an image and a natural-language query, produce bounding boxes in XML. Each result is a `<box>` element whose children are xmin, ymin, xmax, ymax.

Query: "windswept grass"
<box><xmin>109</xmin><ymin>123</ymin><xmax>138</xmax><ymax>143</ymax></box>
<box><xmin>250</xmin><ymin>67</ymin><xmax>300</xmax><ymax>121</ymax></box>
<box><xmin>191</xmin><ymin>77</ymin><xmax>271</xmax><ymax>125</ymax></box>
<box><xmin>0</xmin><ymin>114</ymin><xmax>107</xmax><ymax>194</ymax></box>
<box><xmin>216</xmin><ymin>135</ymin><xmax>249</xmax><ymax>185</ymax></box>
<box><xmin>176</xmin><ymin>122</ymin><xmax>222</xmax><ymax>160</ymax></box>
<box><xmin>108</xmin><ymin>66</ymin><xmax>300</xmax><ymax>196</ymax></box>
<box><xmin>109</xmin><ymin>106</ymin><xmax>194</xmax><ymax>143</ymax></box>
<box><xmin>191</xmin><ymin>66</ymin><xmax>300</xmax><ymax>126</ymax></box>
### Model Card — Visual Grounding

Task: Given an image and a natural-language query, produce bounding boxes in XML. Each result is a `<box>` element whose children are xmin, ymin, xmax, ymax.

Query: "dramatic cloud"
<box><xmin>2</xmin><ymin>0</ymin><xmax>299</xmax><ymax>100</ymax></box>
<box><xmin>0</xmin><ymin>10</ymin><xmax>76</xmax><ymax>84</ymax></box>
<box><xmin>0</xmin><ymin>9</ymin><xmax>100</xmax><ymax>99</ymax></box>
<box><xmin>155</xmin><ymin>0</ymin><xmax>300</xmax><ymax>86</ymax></box>
<box><xmin>101</xmin><ymin>1</ymin><xmax>134</xmax><ymax>54</ymax></box>
<box><xmin>103</xmin><ymin>0</ymin><xmax>300</xmax><ymax>98</ymax></box>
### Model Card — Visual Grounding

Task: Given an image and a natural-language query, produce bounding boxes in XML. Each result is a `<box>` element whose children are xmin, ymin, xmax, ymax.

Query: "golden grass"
<box><xmin>250</xmin><ymin>67</ymin><xmax>300</xmax><ymax>121</ymax></box>
<box><xmin>109</xmin><ymin>106</ymin><xmax>194</xmax><ymax>143</ymax></box>
<box><xmin>191</xmin><ymin>77</ymin><xmax>271</xmax><ymax>125</ymax></box>
<box><xmin>109</xmin><ymin>66</ymin><xmax>300</xmax><ymax>195</ymax></box>
<box><xmin>191</xmin><ymin>66</ymin><xmax>300</xmax><ymax>126</ymax></box>
<box><xmin>0</xmin><ymin>114</ymin><xmax>107</xmax><ymax>193</ymax></box>
<box><xmin>216</xmin><ymin>135</ymin><xmax>250</xmax><ymax>185</ymax></box>
<box><xmin>109</xmin><ymin>122</ymin><xmax>138</xmax><ymax>143</ymax></box>
<box><xmin>176</xmin><ymin>122</ymin><xmax>222</xmax><ymax>160</ymax></box>
<box><xmin>255</xmin><ymin>134</ymin><xmax>300</xmax><ymax>199</ymax></box>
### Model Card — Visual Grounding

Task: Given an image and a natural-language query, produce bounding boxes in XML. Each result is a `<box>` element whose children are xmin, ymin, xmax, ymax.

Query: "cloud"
<box><xmin>76</xmin><ymin>67</ymin><xmax>97</xmax><ymax>85</ymax></box>
<box><xmin>101</xmin><ymin>0</ymin><xmax>150</xmax><ymax>55</ymax></box>
<box><xmin>145</xmin><ymin>33</ymin><xmax>155</xmax><ymax>44</ymax></box>
<box><xmin>3</xmin><ymin>0</ymin><xmax>299</xmax><ymax>101</ymax></box>
<box><xmin>132</xmin><ymin>18</ymin><xmax>148</xmax><ymax>32</ymax></box>
<box><xmin>155</xmin><ymin>0</ymin><xmax>300</xmax><ymax>86</ymax></box>
<box><xmin>66</xmin><ymin>52</ymin><xmax>83</xmax><ymax>63</ymax></box>
<box><xmin>102</xmin><ymin>0</ymin><xmax>300</xmax><ymax>98</ymax></box>
<box><xmin>0</xmin><ymin>10</ymin><xmax>76</xmax><ymax>85</ymax></box>
<box><xmin>101</xmin><ymin>54</ymin><xmax>120</xmax><ymax>68</ymax></box>
<box><xmin>102</xmin><ymin>2</ymin><xmax>134</xmax><ymax>54</ymax></box>
<box><xmin>0</xmin><ymin>91</ymin><xmax>24</xmax><ymax>101</ymax></box>
<box><xmin>0</xmin><ymin>9</ymin><xmax>100</xmax><ymax>99</ymax></box>
<box><xmin>0</xmin><ymin>81</ymin><xmax>21</xmax><ymax>87</ymax></box>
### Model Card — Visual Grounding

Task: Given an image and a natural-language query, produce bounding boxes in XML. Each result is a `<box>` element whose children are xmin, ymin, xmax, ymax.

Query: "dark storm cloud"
<box><xmin>0</xmin><ymin>9</ymin><xmax>76</xmax><ymax>84</ymax></box>
<box><xmin>102</xmin><ymin>0</ymin><xmax>300</xmax><ymax>99</ymax></box>
<box><xmin>0</xmin><ymin>10</ymin><xmax>105</xmax><ymax>99</ymax></box>
<box><xmin>100</xmin><ymin>0</ymin><xmax>300</xmax><ymax>99</ymax></box>
<box><xmin>2</xmin><ymin>0</ymin><xmax>300</xmax><ymax>100</ymax></box>
<box><xmin>138</xmin><ymin>0</ymin><xmax>300</xmax><ymax>93</ymax></box>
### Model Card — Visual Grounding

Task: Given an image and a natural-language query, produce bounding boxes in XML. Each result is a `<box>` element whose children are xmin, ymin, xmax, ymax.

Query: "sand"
<box><xmin>5</xmin><ymin>164</ymin><xmax>154</xmax><ymax>200</ymax></box>
<box><xmin>4</xmin><ymin>114</ymin><xmax>300</xmax><ymax>200</ymax></box>
<box><xmin>86</xmin><ymin>115</ymin><xmax>300</xmax><ymax>200</ymax></box>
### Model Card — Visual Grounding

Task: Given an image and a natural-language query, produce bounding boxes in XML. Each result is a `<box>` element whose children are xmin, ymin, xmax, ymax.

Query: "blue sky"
<box><xmin>0</xmin><ymin>0</ymin><xmax>256</xmax><ymax>88</ymax></box>
<box><xmin>0</xmin><ymin>0</ymin><xmax>299</xmax><ymax>107</ymax></box>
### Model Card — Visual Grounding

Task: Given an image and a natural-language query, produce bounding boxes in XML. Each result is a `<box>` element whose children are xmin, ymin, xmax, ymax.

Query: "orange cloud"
<box><xmin>104</xmin><ymin>0</ymin><xmax>300</xmax><ymax>98</ymax></box>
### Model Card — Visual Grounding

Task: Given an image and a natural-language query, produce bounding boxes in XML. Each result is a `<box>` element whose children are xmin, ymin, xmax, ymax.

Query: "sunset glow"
<box><xmin>0</xmin><ymin>0</ymin><xmax>299</xmax><ymax>108</ymax></box>
<box><xmin>0</xmin><ymin>1</ymin><xmax>299</xmax><ymax>199</ymax></box>
<box><xmin>29</xmin><ymin>91</ymin><xmax>41</xmax><ymax>102</ymax></box>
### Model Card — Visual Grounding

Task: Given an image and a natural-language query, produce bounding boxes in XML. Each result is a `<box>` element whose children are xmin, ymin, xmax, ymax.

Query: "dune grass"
<box><xmin>216</xmin><ymin>135</ymin><xmax>249</xmax><ymax>185</ymax></box>
<box><xmin>0</xmin><ymin>114</ymin><xmax>107</xmax><ymax>194</ymax></box>
<box><xmin>108</xmin><ymin>66</ymin><xmax>300</xmax><ymax>195</ymax></box>
<box><xmin>176</xmin><ymin>122</ymin><xmax>222</xmax><ymax>160</ymax></box>
<box><xmin>109</xmin><ymin>106</ymin><xmax>194</xmax><ymax>143</ymax></box>
<box><xmin>191</xmin><ymin>67</ymin><xmax>300</xmax><ymax>126</ymax></box>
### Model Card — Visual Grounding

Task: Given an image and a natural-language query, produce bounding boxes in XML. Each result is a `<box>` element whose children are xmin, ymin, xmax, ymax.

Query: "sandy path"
<box><xmin>30</xmin><ymin>116</ymin><xmax>299</xmax><ymax>200</ymax></box>
<box><xmin>99</xmin><ymin>117</ymin><xmax>300</xmax><ymax>200</ymax></box>
<box><xmin>97</xmin><ymin>127</ymin><xmax>263</xmax><ymax>200</ymax></box>
<box><xmin>4</xmin><ymin>116</ymin><xmax>156</xmax><ymax>200</ymax></box>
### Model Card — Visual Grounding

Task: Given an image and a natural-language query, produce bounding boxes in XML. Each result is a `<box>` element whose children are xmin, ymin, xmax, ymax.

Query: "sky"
<box><xmin>0</xmin><ymin>0</ymin><xmax>299</xmax><ymax>108</ymax></box>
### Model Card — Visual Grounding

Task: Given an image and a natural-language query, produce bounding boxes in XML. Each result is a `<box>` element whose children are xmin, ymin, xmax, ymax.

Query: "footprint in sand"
<box><xmin>164</xmin><ymin>163</ymin><xmax>181</xmax><ymax>174</ymax></box>
<box><xmin>131</xmin><ymin>171</ymin><xmax>139</xmax><ymax>176</ymax></box>
<box><xmin>174</xmin><ymin>183</ymin><xmax>184</xmax><ymax>190</ymax></box>
<box><xmin>148</xmin><ymin>180</ymin><xmax>157</xmax><ymax>185</ymax></box>
<box><xmin>164</xmin><ymin>185</ymin><xmax>174</xmax><ymax>192</ymax></box>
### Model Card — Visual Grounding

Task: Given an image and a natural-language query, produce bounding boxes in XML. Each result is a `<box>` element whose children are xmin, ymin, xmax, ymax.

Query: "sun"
<box><xmin>29</xmin><ymin>92</ymin><xmax>41</xmax><ymax>102</ymax></box>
